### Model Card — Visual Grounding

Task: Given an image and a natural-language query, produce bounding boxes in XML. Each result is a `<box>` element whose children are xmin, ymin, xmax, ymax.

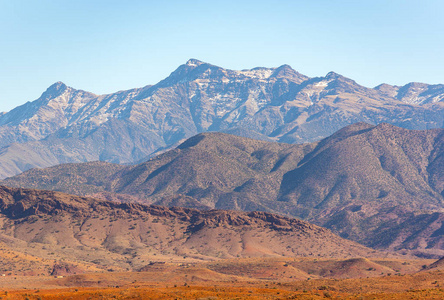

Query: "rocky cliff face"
<box><xmin>0</xmin><ymin>59</ymin><xmax>442</xmax><ymax>178</ymax></box>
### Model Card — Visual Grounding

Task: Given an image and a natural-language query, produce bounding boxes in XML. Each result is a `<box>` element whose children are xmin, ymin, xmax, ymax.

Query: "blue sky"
<box><xmin>1</xmin><ymin>0</ymin><xmax>443</xmax><ymax>112</ymax></box>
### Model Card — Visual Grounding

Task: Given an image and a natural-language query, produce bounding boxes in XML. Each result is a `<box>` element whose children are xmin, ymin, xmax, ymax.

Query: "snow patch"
<box><xmin>314</xmin><ymin>81</ymin><xmax>329</xmax><ymax>88</ymax></box>
<box><xmin>238</xmin><ymin>69</ymin><xmax>273</xmax><ymax>79</ymax></box>
<box><xmin>432</xmin><ymin>95</ymin><xmax>444</xmax><ymax>103</ymax></box>
<box><xmin>186</xmin><ymin>59</ymin><xmax>203</xmax><ymax>67</ymax></box>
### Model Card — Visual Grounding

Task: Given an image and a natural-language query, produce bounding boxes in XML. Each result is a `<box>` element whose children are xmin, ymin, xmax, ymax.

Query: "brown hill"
<box><xmin>3</xmin><ymin>123</ymin><xmax>444</xmax><ymax>257</ymax></box>
<box><xmin>288</xmin><ymin>257</ymin><xmax>395</xmax><ymax>279</ymax></box>
<box><xmin>0</xmin><ymin>186</ymin><xmax>381</xmax><ymax>275</ymax></box>
<box><xmin>0</xmin><ymin>161</ymin><xmax>126</xmax><ymax>196</ymax></box>
<box><xmin>0</xmin><ymin>256</ymin><xmax>438</xmax><ymax>294</ymax></box>
<box><xmin>424</xmin><ymin>256</ymin><xmax>444</xmax><ymax>270</ymax></box>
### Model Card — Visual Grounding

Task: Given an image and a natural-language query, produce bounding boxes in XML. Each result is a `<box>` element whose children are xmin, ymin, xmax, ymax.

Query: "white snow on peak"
<box><xmin>187</xmin><ymin>61</ymin><xmax>198</xmax><ymax>67</ymax></box>
<box><xmin>402</xmin><ymin>86</ymin><xmax>428</xmax><ymax>104</ymax></box>
<box><xmin>186</xmin><ymin>59</ymin><xmax>203</xmax><ymax>67</ymax></box>
<box><xmin>238</xmin><ymin>69</ymin><xmax>274</xmax><ymax>79</ymax></box>
<box><xmin>314</xmin><ymin>81</ymin><xmax>329</xmax><ymax>88</ymax></box>
<box><xmin>432</xmin><ymin>95</ymin><xmax>444</xmax><ymax>103</ymax></box>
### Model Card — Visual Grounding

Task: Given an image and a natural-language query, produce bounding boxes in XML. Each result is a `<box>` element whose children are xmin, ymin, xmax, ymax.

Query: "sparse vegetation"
<box><xmin>2</xmin><ymin>124</ymin><xmax>443</xmax><ymax>259</ymax></box>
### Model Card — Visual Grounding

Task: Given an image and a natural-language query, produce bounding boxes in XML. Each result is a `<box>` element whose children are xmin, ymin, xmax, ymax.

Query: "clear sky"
<box><xmin>1</xmin><ymin>0</ymin><xmax>443</xmax><ymax>112</ymax></box>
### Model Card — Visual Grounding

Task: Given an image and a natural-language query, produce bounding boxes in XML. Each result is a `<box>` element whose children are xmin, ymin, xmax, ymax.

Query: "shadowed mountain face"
<box><xmin>0</xmin><ymin>59</ymin><xmax>443</xmax><ymax>178</ymax></box>
<box><xmin>4</xmin><ymin>123</ymin><xmax>444</xmax><ymax>257</ymax></box>
<box><xmin>0</xmin><ymin>186</ymin><xmax>378</xmax><ymax>273</ymax></box>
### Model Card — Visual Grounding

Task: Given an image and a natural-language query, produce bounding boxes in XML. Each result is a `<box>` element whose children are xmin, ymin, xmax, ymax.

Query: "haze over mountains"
<box><xmin>4</xmin><ymin>123</ymin><xmax>443</xmax><ymax>258</ymax></box>
<box><xmin>0</xmin><ymin>59</ymin><xmax>443</xmax><ymax>178</ymax></box>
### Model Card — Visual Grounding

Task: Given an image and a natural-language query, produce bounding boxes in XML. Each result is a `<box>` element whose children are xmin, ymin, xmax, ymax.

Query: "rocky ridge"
<box><xmin>0</xmin><ymin>59</ymin><xmax>442</xmax><ymax>178</ymax></box>
<box><xmin>4</xmin><ymin>123</ymin><xmax>444</xmax><ymax>258</ymax></box>
<box><xmin>0</xmin><ymin>186</ymin><xmax>379</xmax><ymax>273</ymax></box>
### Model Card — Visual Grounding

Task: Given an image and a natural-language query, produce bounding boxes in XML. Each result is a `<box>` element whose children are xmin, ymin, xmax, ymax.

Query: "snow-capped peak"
<box><xmin>186</xmin><ymin>59</ymin><xmax>204</xmax><ymax>67</ymax></box>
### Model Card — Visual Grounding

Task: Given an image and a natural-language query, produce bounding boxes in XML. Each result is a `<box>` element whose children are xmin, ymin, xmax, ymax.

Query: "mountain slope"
<box><xmin>4</xmin><ymin>123</ymin><xmax>444</xmax><ymax>257</ymax></box>
<box><xmin>0</xmin><ymin>186</ymin><xmax>378</xmax><ymax>273</ymax></box>
<box><xmin>0</xmin><ymin>59</ymin><xmax>442</xmax><ymax>178</ymax></box>
<box><xmin>0</xmin><ymin>82</ymin><xmax>97</xmax><ymax>147</ymax></box>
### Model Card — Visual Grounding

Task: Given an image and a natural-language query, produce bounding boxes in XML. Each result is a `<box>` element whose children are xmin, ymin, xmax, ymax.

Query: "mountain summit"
<box><xmin>0</xmin><ymin>59</ymin><xmax>442</xmax><ymax>178</ymax></box>
<box><xmin>186</xmin><ymin>58</ymin><xmax>205</xmax><ymax>66</ymax></box>
<box><xmin>42</xmin><ymin>81</ymin><xmax>68</xmax><ymax>98</ymax></box>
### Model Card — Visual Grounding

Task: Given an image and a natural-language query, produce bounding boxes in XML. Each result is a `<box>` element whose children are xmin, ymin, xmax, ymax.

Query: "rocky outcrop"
<box><xmin>0</xmin><ymin>185</ymin><xmax>379</xmax><ymax>271</ymax></box>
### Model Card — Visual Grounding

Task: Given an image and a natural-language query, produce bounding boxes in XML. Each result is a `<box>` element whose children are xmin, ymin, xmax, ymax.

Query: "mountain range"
<box><xmin>0</xmin><ymin>59</ymin><xmax>442</xmax><ymax>178</ymax></box>
<box><xmin>4</xmin><ymin>123</ymin><xmax>443</xmax><ymax>258</ymax></box>
<box><xmin>0</xmin><ymin>185</ymin><xmax>379</xmax><ymax>275</ymax></box>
